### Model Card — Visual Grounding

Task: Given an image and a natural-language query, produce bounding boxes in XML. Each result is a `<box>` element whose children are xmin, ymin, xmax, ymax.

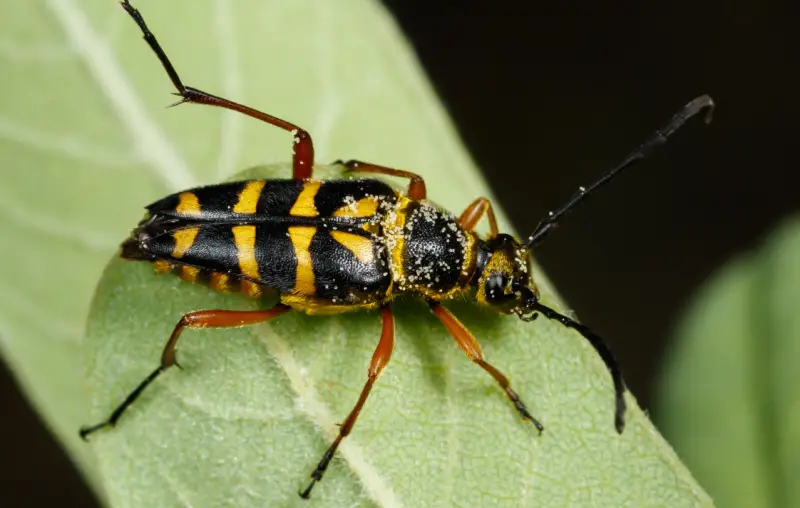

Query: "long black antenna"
<box><xmin>525</xmin><ymin>95</ymin><xmax>714</xmax><ymax>249</ymax></box>
<box><xmin>524</xmin><ymin>300</ymin><xmax>627</xmax><ymax>432</ymax></box>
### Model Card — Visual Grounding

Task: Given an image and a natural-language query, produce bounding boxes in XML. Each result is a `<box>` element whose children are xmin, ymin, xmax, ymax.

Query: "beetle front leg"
<box><xmin>429</xmin><ymin>301</ymin><xmax>544</xmax><ymax>433</ymax></box>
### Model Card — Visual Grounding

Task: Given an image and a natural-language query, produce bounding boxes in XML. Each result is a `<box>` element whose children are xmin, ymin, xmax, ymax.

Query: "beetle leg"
<box><xmin>332</xmin><ymin>159</ymin><xmax>427</xmax><ymax>200</ymax></box>
<box><xmin>120</xmin><ymin>0</ymin><xmax>314</xmax><ymax>179</ymax></box>
<box><xmin>428</xmin><ymin>301</ymin><xmax>544</xmax><ymax>433</ymax></box>
<box><xmin>458</xmin><ymin>197</ymin><xmax>499</xmax><ymax>237</ymax></box>
<box><xmin>299</xmin><ymin>306</ymin><xmax>395</xmax><ymax>499</ymax></box>
<box><xmin>79</xmin><ymin>304</ymin><xmax>291</xmax><ymax>440</ymax></box>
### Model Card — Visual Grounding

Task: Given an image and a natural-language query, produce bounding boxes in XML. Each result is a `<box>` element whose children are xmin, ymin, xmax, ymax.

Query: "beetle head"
<box><xmin>475</xmin><ymin>234</ymin><xmax>541</xmax><ymax>318</ymax></box>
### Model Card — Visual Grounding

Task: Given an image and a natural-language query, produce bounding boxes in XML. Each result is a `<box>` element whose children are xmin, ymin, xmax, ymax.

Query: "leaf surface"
<box><xmin>0</xmin><ymin>0</ymin><xmax>711</xmax><ymax>506</ymax></box>
<box><xmin>86</xmin><ymin>161</ymin><xmax>713</xmax><ymax>507</ymax></box>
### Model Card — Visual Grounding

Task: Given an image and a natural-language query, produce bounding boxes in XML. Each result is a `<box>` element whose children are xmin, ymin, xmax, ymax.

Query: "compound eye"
<box><xmin>485</xmin><ymin>273</ymin><xmax>514</xmax><ymax>304</ymax></box>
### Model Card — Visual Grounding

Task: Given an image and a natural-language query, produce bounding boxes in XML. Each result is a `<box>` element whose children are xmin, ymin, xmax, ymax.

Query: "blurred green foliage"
<box><xmin>658</xmin><ymin>217</ymin><xmax>800</xmax><ymax>508</ymax></box>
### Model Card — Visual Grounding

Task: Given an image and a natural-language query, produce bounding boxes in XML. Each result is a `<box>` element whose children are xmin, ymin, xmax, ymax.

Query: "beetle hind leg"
<box><xmin>79</xmin><ymin>304</ymin><xmax>291</xmax><ymax>440</ymax></box>
<box><xmin>120</xmin><ymin>0</ymin><xmax>314</xmax><ymax>179</ymax></box>
<box><xmin>299</xmin><ymin>306</ymin><xmax>395</xmax><ymax>499</ymax></box>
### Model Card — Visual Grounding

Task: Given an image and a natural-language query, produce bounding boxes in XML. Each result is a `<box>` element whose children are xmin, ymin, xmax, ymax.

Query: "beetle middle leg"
<box><xmin>428</xmin><ymin>301</ymin><xmax>544</xmax><ymax>433</ymax></box>
<box><xmin>80</xmin><ymin>304</ymin><xmax>291</xmax><ymax>440</ymax></box>
<box><xmin>458</xmin><ymin>197</ymin><xmax>499</xmax><ymax>237</ymax></box>
<box><xmin>333</xmin><ymin>159</ymin><xmax>427</xmax><ymax>200</ymax></box>
<box><xmin>120</xmin><ymin>0</ymin><xmax>315</xmax><ymax>179</ymax></box>
<box><xmin>299</xmin><ymin>305</ymin><xmax>395</xmax><ymax>499</ymax></box>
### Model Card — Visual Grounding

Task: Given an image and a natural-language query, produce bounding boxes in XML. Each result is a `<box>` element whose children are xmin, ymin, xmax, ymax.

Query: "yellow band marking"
<box><xmin>233</xmin><ymin>180</ymin><xmax>266</xmax><ymax>214</ymax></box>
<box><xmin>176</xmin><ymin>192</ymin><xmax>201</xmax><ymax>216</ymax></box>
<box><xmin>289</xmin><ymin>180</ymin><xmax>321</xmax><ymax>217</ymax></box>
<box><xmin>179</xmin><ymin>265</ymin><xmax>200</xmax><ymax>283</ymax></box>
<box><xmin>209</xmin><ymin>272</ymin><xmax>230</xmax><ymax>293</ymax></box>
<box><xmin>388</xmin><ymin>197</ymin><xmax>411</xmax><ymax>287</ymax></box>
<box><xmin>331</xmin><ymin>231</ymin><xmax>375</xmax><ymax>264</ymax></box>
<box><xmin>172</xmin><ymin>227</ymin><xmax>199</xmax><ymax>259</ymax></box>
<box><xmin>333</xmin><ymin>197</ymin><xmax>379</xmax><ymax>218</ymax></box>
<box><xmin>288</xmin><ymin>226</ymin><xmax>316</xmax><ymax>295</ymax></box>
<box><xmin>154</xmin><ymin>260</ymin><xmax>172</xmax><ymax>273</ymax></box>
<box><xmin>232</xmin><ymin>225</ymin><xmax>260</xmax><ymax>281</ymax></box>
<box><xmin>240</xmin><ymin>280</ymin><xmax>263</xmax><ymax>299</ymax></box>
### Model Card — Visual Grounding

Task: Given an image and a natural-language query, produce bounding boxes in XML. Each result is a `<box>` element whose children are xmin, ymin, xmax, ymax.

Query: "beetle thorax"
<box><xmin>382</xmin><ymin>198</ymin><xmax>478</xmax><ymax>299</ymax></box>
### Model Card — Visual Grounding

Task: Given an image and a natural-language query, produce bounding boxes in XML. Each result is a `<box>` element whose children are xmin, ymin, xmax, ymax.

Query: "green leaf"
<box><xmin>1</xmin><ymin>0</ymin><xmax>487</xmax><ymax>500</ymax></box>
<box><xmin>657</xmin><ymin>217</ymin><xmax>800</xmax><ymax>508</ymax></box>
<box><xmin>85</xmin><ymin>162</ymin><xmax>714</xmax><ymax>508</ymax></box>
<box><xmin>1</xmin><ymin>0</ymin><xmax>710</xmax><ymax>506</ymax></box>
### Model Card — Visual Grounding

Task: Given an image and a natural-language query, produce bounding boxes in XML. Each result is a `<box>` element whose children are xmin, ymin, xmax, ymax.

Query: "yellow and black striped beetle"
<box><xmin>81</xmin><ymin>0</ymin><xmax>714</xmax><ymax>499</ymax></box>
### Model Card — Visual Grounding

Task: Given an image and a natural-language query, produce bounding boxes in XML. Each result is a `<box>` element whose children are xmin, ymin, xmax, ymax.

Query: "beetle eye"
<box><xmin>485</xmin><ymin>273</ymin><xmax>515</xmax><ymax>304</ymax></box>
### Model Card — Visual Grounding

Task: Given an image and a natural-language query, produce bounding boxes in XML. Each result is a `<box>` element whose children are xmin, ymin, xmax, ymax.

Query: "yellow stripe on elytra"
<box><xmin>331</xmin><ymin>231</ymin><xmax>374</xmax><ymax>264</ymax></box>
<box><xmin>233</xmin><ymin>180</ymin><xmax>266</xmax><ymax>214</ymax></box>
<box><xmin>289</xmin><ymin>180</ymin><xmax>321</xmax><ymax>217</ymax></box>
<box><xmin>176</xmin><ymin>192</ymin><xmax>201</xmax><ymax>216</ymax></box>
<box><xmin>288</xmin><ymin>226</ymin><xmax>316</xmax><ymax>295</ymax></box>
<box><xmin>333</xmin><ymin>197</ymin><xmax>379</xmax><ymax>218</ymax></box>
<box><xmin>172</xmin><ymin>227</ymin><xmax>199</xmax><ymax>259</ymax></box>
<box><xmin>232</xmin><ymin>225</ymin><xmax>260</xmax><ymax>281</ymax></box>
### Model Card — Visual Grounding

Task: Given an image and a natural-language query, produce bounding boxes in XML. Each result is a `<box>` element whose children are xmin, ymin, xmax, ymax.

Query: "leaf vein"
<box><xmin>0</xmin><ymin>289</ymin><xmax>82</xmax><ymax>341</ymax></box>
<box><xmin>46</xmin><ymin>0</ymin><xmax>197</xmax><ymax>191</ymax></box>
<box><xmin>0</xmin><ymin>188</ymin><xmax>119</xmax><ymax>251</ymax></box>
<box><xmin>212</xmin><ymin>0</ymin><xmax>242</xmax><ymax>179</ymax></box>
<box><xmin>258</xmin><ymin>321</ymin><xmax>403</xmax><ymax>508</ymax></box>
<box><xmin>0</xmin><ymin>115</ymin><xmax>140</xmax><ymax>169</ymax></box>
<box><xmin>0</xmin><ymin>38</ymin><xmax>76</xmax><ymax>62</ymax></box>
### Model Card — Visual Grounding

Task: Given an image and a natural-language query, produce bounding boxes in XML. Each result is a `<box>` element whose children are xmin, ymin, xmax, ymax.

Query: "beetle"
<box><xmin>80</xmin><ymin>0</ymin><xmax>714</xmax><ymax>499</ymax></box>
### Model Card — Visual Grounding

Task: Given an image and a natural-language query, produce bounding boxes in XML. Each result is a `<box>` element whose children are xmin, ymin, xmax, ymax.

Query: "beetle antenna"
<box><xmin>524</xmin><ymin>95</ymin><xmax>714</xmax><ymax>250</ymax></box>
<box><xmin>521</xmin><ymin>297</ymin><xmax>627</xmax><ymax>432</ymax></box>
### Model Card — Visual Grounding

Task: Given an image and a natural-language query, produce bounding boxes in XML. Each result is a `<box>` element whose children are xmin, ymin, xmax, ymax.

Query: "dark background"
<box><xmin>3</xmin><ymin>1</ymin><xmax>797</xmax><ymax>506</ymax></box>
